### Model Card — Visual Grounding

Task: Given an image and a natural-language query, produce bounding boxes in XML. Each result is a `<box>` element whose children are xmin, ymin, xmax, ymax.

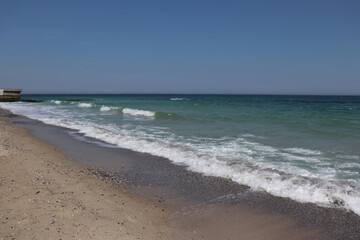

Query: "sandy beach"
<box><xmin>0</xmin><ymin>110</ymin><xmax>173</xmax><ymax>240</ymax></box>
<box><xmin>1</xmin><ymin>108</ymin><xmax>359</xmax><ymax>240</ymax></box>
<box><xmin>2</xmin><ymin>0</ymin><xmax>359</xmax><ymax>239</ymax></box>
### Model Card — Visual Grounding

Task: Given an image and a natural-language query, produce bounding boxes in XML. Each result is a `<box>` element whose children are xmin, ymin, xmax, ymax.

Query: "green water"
<box><xmin>1</xmin><ymin>94</ymin><xmax>359</xmax><ymax>214</ymax></box>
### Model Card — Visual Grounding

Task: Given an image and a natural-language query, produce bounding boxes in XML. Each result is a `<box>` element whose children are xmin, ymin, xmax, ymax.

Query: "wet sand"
<box><xmin>1</xmin><ymin>108</ymin><xmax>359</xmax><ymax>239</ymax></box>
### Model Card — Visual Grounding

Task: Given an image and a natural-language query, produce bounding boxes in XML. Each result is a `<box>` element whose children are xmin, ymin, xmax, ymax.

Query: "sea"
<box><xmin>1</xmin><ymin>94</ymin><xmax>359</xmax><ymax>215</ymax></box>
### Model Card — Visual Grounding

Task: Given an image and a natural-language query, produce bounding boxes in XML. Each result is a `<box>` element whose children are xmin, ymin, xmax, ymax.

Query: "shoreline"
<box><xmin>0</xmin><ymin>109</ymin><xmax>173</xmax><ymax>240</ymax></box>
<box><xmin>1</xmin><ymin>108</ymin><xmax>359</xmax><ymax>239</ymax></box>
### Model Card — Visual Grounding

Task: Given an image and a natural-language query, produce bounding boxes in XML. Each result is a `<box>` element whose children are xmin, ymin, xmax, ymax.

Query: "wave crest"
<box><xmin>100</xmin><ymin>106</ymin><xmax>121</xmax><ymax>112</ymax></box>
<box><xmin>170</xmin><ymin>98</ymin><xmax>189</xmax><ymax>101</ymax></box>
<box><xmin>1</xmin><ymin>102</ymin><xmax>360</xmax><ymax>216</ymax></box>
<box><xmin>122</xmin><ymin>108</ymin><xmax>155</xmax><ymax>117</ymax></box>
<box><xmin>51</xmin><ymin>100</ymin><xmax>62</xmax><ymax>105</ymax></box>
<box><xmin>78</xmin><ymin>103</ymin><xmax>93</xmax><ymax>108</ymax></box>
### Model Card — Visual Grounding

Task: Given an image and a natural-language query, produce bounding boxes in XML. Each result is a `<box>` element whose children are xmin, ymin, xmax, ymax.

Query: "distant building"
<box><xmin>0</xmin><ymin>89</ymin><xmax>22</xmax><ymax>102</ymax></box>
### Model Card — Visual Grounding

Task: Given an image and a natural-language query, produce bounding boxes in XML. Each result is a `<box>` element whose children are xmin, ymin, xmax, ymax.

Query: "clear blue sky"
<box><xmin>1</xmin><ymin>0</ymin><xmax>359</xmax><ymax>94</ymax></box>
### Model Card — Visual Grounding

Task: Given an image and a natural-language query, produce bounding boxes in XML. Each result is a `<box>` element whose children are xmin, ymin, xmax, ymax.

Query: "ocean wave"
<box><xmin>1</xmin><ymin>102</ymin><xmax>360</xmax><ymax>216</ymax></box>
<box><xmin>78</xmin><ymin>103</ymin><xmax>93</xmax><ymax>108</ymax></box>
<box><xmin>122</xmin><ymin>108</ymin><xmax>155</xmax><ymax>117</ymax></box>
<box><xmin>336</xmin><ymin>162</ymin><xmax>360</xmax><ymax>169</ymax></box>
<box><xmin>100</xmin><ymin>106</ymin><xmax>173</xmax><ymax>117</ymax></box>
<box><xmin>285</xmin><ymin>147</ymin><xmax>322</xmax><ymax>155</ymax></box>
<box><xmin>51</xmin><ymin>100</ymin><xmax>62</xmax><ymax>105</ymax></box>
<box><xmin>100</xmin><ymin>106</ymin><xmax>122</xmax><ymax>112</ymax></box>
<box><xmin>337</xmin><ymin>155</ymin><xmax>360</xmax><ymax>160</ymax></box>
<box><xmin>170</xmin><ymin>98</ymin><xmax>190</xmax><ymax>101</ymax></box>
<box><xmin>42</xmin><ymin>118</ymin><xmax>360</xmax><ymax>215</ymax></box>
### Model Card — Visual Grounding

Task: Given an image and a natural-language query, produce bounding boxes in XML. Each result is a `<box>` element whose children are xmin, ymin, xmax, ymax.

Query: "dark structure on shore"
<box><xmin>0</xmin><ymin>89</ymin><xmax>22</xmax><ymax>102</ymax></box>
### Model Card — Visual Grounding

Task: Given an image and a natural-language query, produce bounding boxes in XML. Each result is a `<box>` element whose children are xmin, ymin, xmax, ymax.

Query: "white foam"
<box><xmin>279</xmin><ymin>153</ymin><xmax>322</xmax><ymax>163</ymax></box>
<box><xmin>1</xmin><ymin>102</ymin><xmax>360</xmax><ymax>216</ymax></box>
<box><xmin>285</xmin><ymin>147</ymin><xmax>322</xmax><ymax>155</ymax></box>
<box><xmin>35</xmin><ymin>118</ymin><xmax>360</xmax><ymax>215</ymax></box>
<box><xmin>100</xmin><ymin>106</ymin><xmax>121</xmax><ymax>112</ymax></box>
<box><xmin>337</xmin><ymin>162</ymin><xmax>360</xmax><ymax>169</ymax></box>
<box><xmin>51</xmin><ymin>100</ymin><xmax>62</xmax><ymax>105</ymax></box>
<box><xmin>69</xmin><ymin>123</ymin><xmax>360</xmax><ymax>216</ymax></box>
<box><xmin>122</xmin><ymin>108</ymin><xmax>155</xmax><ymax>117</ymax></box>
<box><xmin>337</xmin><ymin>155</ymin><xmax>360</xmax><ymax>160</ymax></box>
<box><xmin>170</xmin><ymin>98</ymin><xmax>189</xmax><ymax>101</ymax></box>
<box><xmin>78</xmin><ymin>103</ymin><xmax>93</xmax><ymax>108</ymax></box>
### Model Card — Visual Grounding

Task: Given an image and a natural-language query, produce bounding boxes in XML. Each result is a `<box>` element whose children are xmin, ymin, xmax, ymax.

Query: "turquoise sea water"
<box><xmin>1</xmin><ymin>95</ymin><xmax>359</xmax><ymax>214</ymax></box>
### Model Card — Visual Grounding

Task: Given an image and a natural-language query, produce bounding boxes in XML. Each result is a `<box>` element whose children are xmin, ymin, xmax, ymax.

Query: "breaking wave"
<box><xmin>100</xmin><ymin>106</ymin><xmax>122</xmax><ymax>112</ymax></box>
<box><xmin>285</xmin><ymin>147</ymin><xmax>322</xmax><ymax>155</ymax></box>
<box><xmin>170</xmin><ymin>98</ymin><xmax>190</xmax><ymax>101</ymax></box>
<box><xmin>1</xmin><ymin>101</ymin><xmax>359</xmax><ymax>216</ymax></box>
<box><xmin>51</xmin><ymin>100</ymin><xmax>62</xmax><ymax>105</ymax></box>
<box><xmin>122</xmin><ymin>108</ymin><xmax>155</xmax><ymax>117</ymax></box>
<box><xmin>78</xmin><ymin>103</ymin><xmax>93</xmax><ymax>108</ymax></box>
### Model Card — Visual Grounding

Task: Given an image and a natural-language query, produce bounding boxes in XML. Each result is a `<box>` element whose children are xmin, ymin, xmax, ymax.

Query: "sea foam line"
<box><xmin>50</xmin><ymin>119</ymin><xmax>360</xmax><ymax>216</ymax></box>
<box><xmin>78</xmin><ymin>103</ymin><xmax>93</xmax><ymax>108</ymax></box>
<box><xmin>122</xmin><ymin>108</ymin><xmax>155</xmax><ymax>117</ymax></box>
<box><xmin>285</xmin><ymin>147</ymin><xmax>322</xmax><ymax>155</ymax></box>
<box><xmin>170</xmin><ymin>98</ymin><xmax>189</xmax><ymax>101</ymax></box>
<box><xmin>51</xmin><ymin>100</ymin><xmax>62</xmax><ymax>105</ymax></box>
<box><xmin>100</xmin><ymin>106</ymin><xmax>122</xmax><ymax>112</ymax></box>
<box><xmin>1</xmin><ymin>102</ymin><xmax>360</xmax><ymax>216</ymax></box>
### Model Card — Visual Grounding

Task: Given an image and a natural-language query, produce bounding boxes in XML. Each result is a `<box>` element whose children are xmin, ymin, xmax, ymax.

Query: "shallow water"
<box><xmin>1</xmin><ymin>94</ymin><xmax>359</xmax><ymax>215</ymax></box>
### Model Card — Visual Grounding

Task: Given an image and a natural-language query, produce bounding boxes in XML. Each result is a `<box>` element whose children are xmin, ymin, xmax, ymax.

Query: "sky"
<box><xmin>0</xmin><ymin>0</ymin><xmax>359</xmax><ymax>95</ymax></box>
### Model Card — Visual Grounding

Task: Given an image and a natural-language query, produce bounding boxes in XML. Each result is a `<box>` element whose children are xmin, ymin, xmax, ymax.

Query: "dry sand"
<box><xmin>0</xmin><ymin>115</ymin><xmax>173</xmax><ymax>240</ymax></box>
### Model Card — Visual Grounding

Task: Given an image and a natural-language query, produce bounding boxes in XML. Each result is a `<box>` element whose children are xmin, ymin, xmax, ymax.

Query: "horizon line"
<box><xmin>21</xmin><ymin>92</ymin><xmax>360</xmax><ymax>97</ymax></box>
